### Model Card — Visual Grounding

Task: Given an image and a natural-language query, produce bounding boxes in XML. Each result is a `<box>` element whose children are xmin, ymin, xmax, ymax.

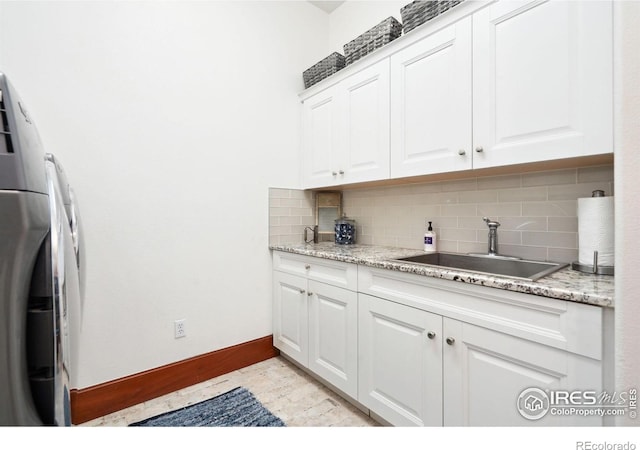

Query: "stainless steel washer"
<box><xmin>0</xmin><ymin>72</ymin><xmax>84</xmax><ymax>426</ymax></box>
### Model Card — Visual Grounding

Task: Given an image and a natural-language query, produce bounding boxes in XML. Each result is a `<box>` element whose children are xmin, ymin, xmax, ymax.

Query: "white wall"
<box><xmin>0</xmin><ymin>1</ymin><xmax>329</xmax><ymax>388</ymax></box>
<box><xmin>614</xmin><ymin>0</ymin><xmax>640</xmax><ymax>427</ymax></box>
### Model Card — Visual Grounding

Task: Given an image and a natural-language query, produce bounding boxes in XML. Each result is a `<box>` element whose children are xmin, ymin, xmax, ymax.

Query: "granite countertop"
<box><xmin>270</xmin><ymin>242</ymin><xmax>615</xmax><ymax>308</ymax></box>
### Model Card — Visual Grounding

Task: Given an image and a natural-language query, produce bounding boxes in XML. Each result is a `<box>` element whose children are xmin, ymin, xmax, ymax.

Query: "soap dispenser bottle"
<box><xmin>424</xmin><ymin>221</ymin><xmax>437</xmax><ymax>252</ymax></box>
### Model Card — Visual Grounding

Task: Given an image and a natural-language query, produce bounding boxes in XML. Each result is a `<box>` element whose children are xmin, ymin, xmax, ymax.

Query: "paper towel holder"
<box><xmin>571</xmin><ymin>189</ymin><xmax>615</xmax><ymax>275</ymax></box>
<box><xmin>571</xmin><ymin>251</ymin><xmax>614</xmax><ymax>275</ymax></box>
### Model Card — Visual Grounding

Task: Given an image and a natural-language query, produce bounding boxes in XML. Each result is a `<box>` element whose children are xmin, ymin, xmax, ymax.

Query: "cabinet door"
<box><xmin>308</xmin><ymin>280</ymin><xmax>358</xmax><ymax>398</ymax></box>
<box><xmin>472</xmin><ymin>0</ymin><xmax>613</xmax><ymax>168</ymax></box>
<box><xmin>340</xmin><ymin>58</ymin><xmax>390</xmax><ymax>185</ymax></box>
<box><xmin>301</xmin><ymin>85</ymin><xmax>341</xmax><ymax>188</ymax></box>
<box><xmin>272</xmin><ymin>271</ymin><xmax>309</xmax><ymax>367</ymax></box>
<box><xmin>358</xmin><ymin>294</ymin><xmax>443</xmax><ymax>426</ymax></box>
<box><xmin>443</xmin><ymin>318</ymin><xmax>603</xmax><ymax>426</ymax></box>
<box><xmin>390</xmin><ymin>17</ymin><xmax>472</xmax><ymax>178</ymax></box>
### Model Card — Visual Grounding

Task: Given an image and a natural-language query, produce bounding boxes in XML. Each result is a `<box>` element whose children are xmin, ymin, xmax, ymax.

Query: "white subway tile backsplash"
<box><xmin>442</xmin><ymin>204</ymin><xmax>477</xmax><ymax>217</ymax></box>
<box><xmin>458</xmin><ymin>189</ymin><xmax>499</xmax><ymax>204</ymax></box>
<box><xmin>430</xmin><ymin>217</ymin><xmax>458</xmax><ymax>229</ymax></box>
<box><xmin>498</xmin><ymin>186</ymin><xmax>548</xmax><ymax>202</ymax></box>
<box><xmin>522</xmin><ymin>200</ymin><xmax>577</xmax><ymax>217</ymax></box>
<box><xmin>493</xmin><ymin>230</ymin><xmax>522</xmax><ymax>245</ymax></box>
<box><xmin>458</xmin><ymin>217</ymin><xmax>486</xmax><ymax>229</ymax></box>
<box><xmin>441</xmin><ymin>178</ymin><xmax>477</xmax><ymax>192</ymax></box>
<box><xmin>457</xmin><ymin>241</ymin><xmax>486</xmax><ymax>254</ymax></box>
<box><xmin>289</xmin><ymin>207</ymin><xmax>313</xmax><ymax>217</ymax></box>
<box><xmin>384</xmin><ymin>185</ymin><xmax>415</xmax><ymax>197</ymax></box>
<box><xmin>271</xmin><ymin>225</ymin><xmax>293</xmax><ymax>235</ymax></box>
<box><xmin>499</xmin><ymin>244</ymin><xmax>547</xmax><ymax>261</ymax></box>
<box><xmin>476</xmin><ymin>202</ymin><xmax>522</xmax><ymax>217</ymax></box>
<box><xmin>358</xmin><ymin>234</ymin><xmax>374</xmax><ymax>245</ymax></box>
<box><xmin>496</xmin><ymin>217</ymin><xmax>547</xmax><ymax>231</ymax></box>
<box><xmin>270</xmin><ymin>188</ymin><xmax>293</xmax><ymax>199</ymax></box>
<box><xmin>410</xmin><ymin>204</ymin><xmax>442</xmax><ymax>219</ymax></box>
<box><xmin>271</xmin><ymin>165</ymin><xmax>612</xmax><ymax>263</ymax></box>
<box><xmin>438</xmin><ymin>240</ymin><xmax>459</xmax><ymax>252</ymax></box>
<box><xmin>409</xmin><ymin>182</ymin><xmax>442</xmax><ymax>194</ymax></box>
<box><xmin>547</xmin><ymin>182</ymin><xmax>612</xmax><ymax>201</ymax></box>
<box><xmin>290</xmin><ymin>189</ymin><xmax>312</xmax><ymax>200</ymax></box>
<box><xmin>431</xmin><ymin>192</ymin><xmax>459</xmax><ymax>205</ymax></box>
<box><xmin>577</xmin><ymin>165</ymin><xmax>614</xmax><ymax>183</ymax></box>
<box><xmin>279</xmin><ymin>216</ymin><xmax>303</xmax><ymax>226</ymax></box>
<box><xmin>372</xmin><ymin>235</ymin><xmax>398</xmax><ymax>247</ymax></box>
<box><xmin>440</xmin><ymin>228</ymin><xmax>477</xmax><ymax>242</ymax></box>
<box><xmin>548</xmin><ymin>247</ymin><xmax>579</xmax><ymax>263</ymax></box>
<box><xmin>397</xmin><ymin>236</ymin><xmax>422</xmax><ymax>250</ymax></box>
<box><xmin>278</xmin><ymin>198</ymin><xmax>303</xmax><ymax>208</ymax></box>
<box><xmin>477</xmin><ymin>174</ymin><xmax>522</xmax><ymax>190</ymax></box>
<box><xmin>269</xmin><ymin>206</ymin><xmax>290</xmax><ymax>216</ymax></box>
<box><xmin>522</xmin><ymin>169</ymin><xmax>576</xmax><ymax>187</ymax></box>
<box><xmin>408</xmin><ymin>192</ymin><xmax>453</xmax><ymax>205</ymax></box>
<box><xmin>548</xmin><ymin>216</ymin><xmax>578</xmax><ymax>232</ymax></box>
<box><xmin>269</xmin><ymin>187</ymin><xmax>314</xmax><ymax>245</ymax></box>
<box><xmin>522</xmin><ymin>231</ymin><xmax>577</xmax><ymax>249</ymax></box>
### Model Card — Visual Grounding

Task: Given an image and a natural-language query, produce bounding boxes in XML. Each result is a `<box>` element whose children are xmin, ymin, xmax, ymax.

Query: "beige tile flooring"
<box><xmin>79</xmin><ymin>356</ymin><xmax>379</xmax><ymax>427</ymax></box>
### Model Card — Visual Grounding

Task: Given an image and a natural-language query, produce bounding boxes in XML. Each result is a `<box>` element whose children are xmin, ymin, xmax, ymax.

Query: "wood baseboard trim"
<box><xmin>70</xmin><ymin>335</ymin><xmax>279</xmax><ymax>425</ymax></box>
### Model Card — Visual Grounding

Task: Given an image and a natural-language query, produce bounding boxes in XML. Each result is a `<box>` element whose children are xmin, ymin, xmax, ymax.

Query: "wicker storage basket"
<box><xmin>400</xmin><ymin>1</ymin><xmax>439</xmax><ymax>34</ymax></box>
<box><xmin>303</xmin><ymin>52</ymin><xmax>346</xmax><ymax>89</ymax></box>
<box><xmin>343</xmin><ymin>17</ymin><xmax>403</xmax><ymax>65</ymax></box>
<box><xmin>401</xmin><ymin>0</ymin><xmax>464</xmax><ymax>34</ymax></box>
<box><xmin>439</xmin><ymin>0</ymin><xmax>463</xmax><ymax>14</ymax></box>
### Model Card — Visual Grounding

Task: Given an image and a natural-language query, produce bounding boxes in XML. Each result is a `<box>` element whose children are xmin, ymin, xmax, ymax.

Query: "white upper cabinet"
<box><xmin>341</xmin><ymin>60</ymin><xmax>391</xmax><ymax>185</ymax></box>
<box><xmin>301</xmin><ymin>86</ymin><xmax>341</xmax><ymax>188</ymax></box>
<box><xmin>300</xmin><ymin>0</ymin><xmax>614</xmax><ymax>188</ymax></box>
<box><xmin>472</xmin><ymin>0</ymin><xmax>613</xmax><ymax>168</ymax></box>
<box><xmin>302</xmin><ymin>59</ymin><xmax>390</xmax><ymax>189</ymax></box>
<box><xmin>390</xmin><ymin>16</ymin><xmax>473</xmax><ymax>178</ymax></box>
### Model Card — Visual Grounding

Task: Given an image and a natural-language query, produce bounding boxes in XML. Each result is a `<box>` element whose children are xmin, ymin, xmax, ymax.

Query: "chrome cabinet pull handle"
<box><xmin>339</xmin><ymin>170</ymin><xmax>344</xmax><ymax>175</ymax></box>
<box><xmin>304</xmin><ymin>264</ymin><xmax>310</xmax><ymax>270</ymax></box>
<box><xmin>458</xmin><ymin>149</ymin><xmax>466</xmax><ymax>156</ymax></box>
<box><xmin>299</xmin><ymin>289</ymin><xmax>305</xmax><ymax>294</ymax></box>
<box><xmin>475</xmin><ymin>146</ymin><xmax>484</xmax><ymax>153</ymax></box>
<box><xmin>307</xmin><ymin>292</ymin><xmax>313</xmax><ymax>297</ymax></box>
<box><xmin>427</xmin><ymin>331</ymin><xmax>436</xmax><ymax>339</ymax></box>
<box><xmin>446</xmin><ymin>337</ymin><xmax>455</xmax><ymax>345</ymax></box>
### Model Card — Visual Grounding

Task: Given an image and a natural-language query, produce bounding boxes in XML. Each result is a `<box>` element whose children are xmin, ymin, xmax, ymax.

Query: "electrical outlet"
<box><xmin>174</xmin><ymin>319</ymin><xmax>186</xmax><ymax>339</ymax></box>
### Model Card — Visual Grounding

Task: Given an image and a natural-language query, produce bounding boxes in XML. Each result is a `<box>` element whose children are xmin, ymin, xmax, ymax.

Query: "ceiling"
<box><xmin>308</xmin><ymin>1</ymin><xmax>345</xmax><ymax>14</ymax></box>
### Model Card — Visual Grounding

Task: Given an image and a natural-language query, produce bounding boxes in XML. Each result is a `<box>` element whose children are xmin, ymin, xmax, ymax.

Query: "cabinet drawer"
<box><xmin>358</xmin><ymin>266</ymin><xmax>602</xmax><ymax>360</ymax></box>
<box><xmin>273</xmin><ymin>251</ymin><xmax>357</xmax><ymax>291</ymax></box>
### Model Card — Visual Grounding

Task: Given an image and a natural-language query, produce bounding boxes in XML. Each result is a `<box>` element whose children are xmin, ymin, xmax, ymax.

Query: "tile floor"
<box><xmin>79</xmin><ymin>356</ymin><xmax>380</xmax><ymax>427</ymax></box>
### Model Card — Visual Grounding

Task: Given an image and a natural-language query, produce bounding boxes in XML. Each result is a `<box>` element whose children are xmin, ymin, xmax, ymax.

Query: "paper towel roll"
<box><xmin>578</xmin><ymin>196</ymin><xmax>614</xmax><ymax>266</ymax></box>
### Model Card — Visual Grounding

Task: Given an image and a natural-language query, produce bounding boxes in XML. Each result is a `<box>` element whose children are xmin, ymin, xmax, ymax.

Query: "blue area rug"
<box><xmin>129</xmin><ymin>387</ymin><xmax>285</xmax><ymax>427</ymax></box>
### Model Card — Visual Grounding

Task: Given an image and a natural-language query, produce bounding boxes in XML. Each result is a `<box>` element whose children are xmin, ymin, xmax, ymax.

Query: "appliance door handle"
<box><xmin>68</xmin><ymin>187</ymin><xmax>81</xmax><ymax>268</ymax></box>
<box><xmin>45</xmin><ymin>157</ymin><xmax>72</xmax><ymax>426</ymax></box>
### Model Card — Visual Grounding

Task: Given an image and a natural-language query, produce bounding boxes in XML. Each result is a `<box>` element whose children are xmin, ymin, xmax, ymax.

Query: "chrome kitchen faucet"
<box><xmin>483</xmin><ymin>217</ymin><xmax>500</xmax><ymax>256</ymax></box>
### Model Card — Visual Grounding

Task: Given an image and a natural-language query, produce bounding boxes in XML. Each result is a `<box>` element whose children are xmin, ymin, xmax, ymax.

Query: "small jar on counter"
<box><xmin>335</xmin><ymin>214</ymin><xmax>356</xmax><ymax>245</ymax></box>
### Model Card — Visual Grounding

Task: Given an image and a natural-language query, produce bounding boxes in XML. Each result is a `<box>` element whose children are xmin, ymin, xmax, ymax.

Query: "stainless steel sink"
<box><xmin>390</xmin><ymin>252</ymin><xmax>568</xmax><ymax>281</ymax></box>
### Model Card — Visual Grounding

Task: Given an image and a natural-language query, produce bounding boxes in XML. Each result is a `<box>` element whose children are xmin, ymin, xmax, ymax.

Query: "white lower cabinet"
<box><xmin>357</xmin><ymin>266</ymin><xmax>607</xmax><ymax>427</ymax></box>
<box><xmin>358</xmin><ymin>293</ymin><xmax>443</xmax><ymax>426</ymax></box>
<box><xmin>273</xmin><ymin>253</ymin><xmax>609</xmax><ymax>427</ymax></box>
<box><xmin>272</xmin><ymin>252</ymin><xmax>358</xmax><ymax>398</ymax></box>
<box><xmin>442</xmin><ymin>318</ymin><xmax>602</xmax><ymax>426</ymax></box>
